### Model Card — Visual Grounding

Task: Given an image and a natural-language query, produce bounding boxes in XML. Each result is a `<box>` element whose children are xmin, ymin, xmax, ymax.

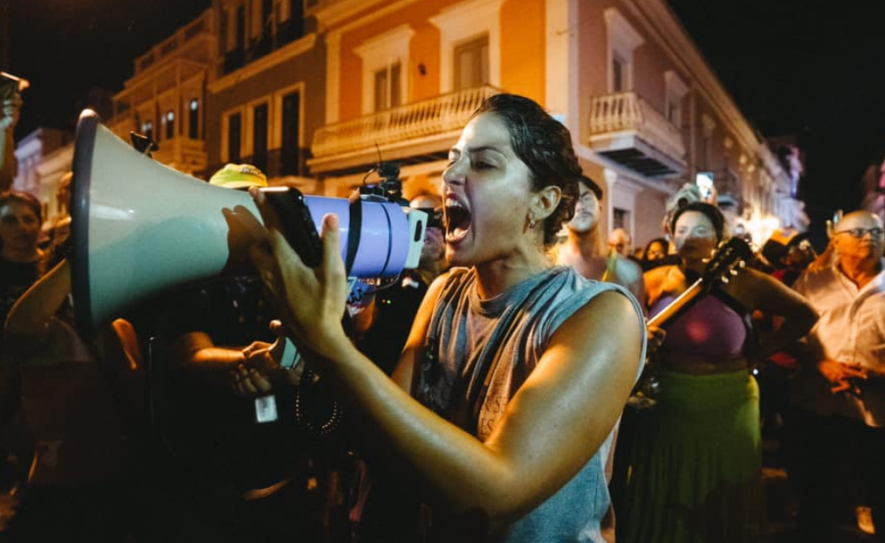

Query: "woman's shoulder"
<box><xmin>544</xmin><ymin>267</ymin><xmax>645</xmax><ymax>330</ymax></box>
<box><xmin>645</xmin><ymin>264</ymin><xmax>679</xmax><ymax>305</ymax></box>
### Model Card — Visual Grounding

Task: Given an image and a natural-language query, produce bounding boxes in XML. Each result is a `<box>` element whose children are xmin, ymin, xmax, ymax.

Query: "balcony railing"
<box><xmin>589</xmin><ymin>91</ymin><xmax>686</xmax><ymax>177</ymax></box>
<box><xmin>311</xmin><ymin>85</ymin><xmax>499</xmax><ymax>158</ymax></box>
<box><xmin>103</xmin><ymin>115</ymin><xmax>207</xmax><ymax>175</ymax></box>
<box><xmin>133</xmin><ymin>9</ymin><xmax>215</xmax><ymax>77</ymax></box>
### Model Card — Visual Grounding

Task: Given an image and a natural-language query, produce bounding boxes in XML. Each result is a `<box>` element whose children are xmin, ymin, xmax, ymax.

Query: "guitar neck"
<box><xmin>647</xmin><ymin>278</ymin><xmax>705</xmax><ymax>328</ymax></box>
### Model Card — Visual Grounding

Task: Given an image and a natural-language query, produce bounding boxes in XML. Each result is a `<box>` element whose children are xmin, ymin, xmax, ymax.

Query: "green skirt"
<box><xmin>621</xmin><ymin>370</ymin><xmax>765</xmax><ymax>543</ymax></box>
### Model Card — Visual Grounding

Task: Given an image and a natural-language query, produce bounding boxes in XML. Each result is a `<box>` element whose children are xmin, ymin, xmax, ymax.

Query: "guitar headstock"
<box><xmin>701</xmin><ymin>237</ymin><xmax>753</xmax><ymax>287</ymax></box>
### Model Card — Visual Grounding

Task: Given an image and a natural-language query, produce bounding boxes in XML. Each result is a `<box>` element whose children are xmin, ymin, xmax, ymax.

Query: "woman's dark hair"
<box><xmin>40</xmin><ymin>231</ymin><xmax>72</xmax><ymax>276</ymax></box>
<box><xmin>471</xmin><ymin>94</ymin><xmax>581</xmax><ymax>247</ymax></box>
<box><xmin>0</xmin><ymin>190</ymin><xmax>43</xmax><ymax>253</ymax></box>
<box><xmin>643</xmin><ymin>237</ymin><xmax>670</xmax><ymax>259</ymax></box>
<box><xmin>670</xmin><ymin>202</ymin><xmax>725</xmax><ymax>241</ymax></box>
<box><xmin>578</xmin><ymin>175</ymin><xmax>603</xmax><ymax>200</ymax></box>
<box><xmin>0</xmin><ymin>190</ymin><xmax>43</xmax><ymax>223</ymax></box>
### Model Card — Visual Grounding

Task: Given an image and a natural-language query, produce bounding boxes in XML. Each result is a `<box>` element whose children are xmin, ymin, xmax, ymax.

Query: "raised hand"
<box><xmin>247</xmin><ymin>187</ymin><xmax>350</xmax><ymax>364</ymax></box>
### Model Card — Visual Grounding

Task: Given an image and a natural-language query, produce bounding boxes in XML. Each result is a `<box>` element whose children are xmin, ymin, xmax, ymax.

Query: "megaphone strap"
<box><xmin>345</xmin><ymin>199</ymin><xmax>362</xmax><ymax>276</ymax></box>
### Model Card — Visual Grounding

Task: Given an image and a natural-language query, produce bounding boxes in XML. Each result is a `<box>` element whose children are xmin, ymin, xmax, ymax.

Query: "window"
<box><xmin>220</xmin><ymin>7</ymin><xmax>228</xmax><ymax>51</ymax></box>
<box><xmin>281</xmin><ymin>91</ymin><xmax>301</xmax><ymax>176</ymax></box>
<box><xmin>430</xmin><ymin>0</ymin><xmax>503</xmax><ymax>93</ymax></box>
<box><xmin>252</xmin><ymin>103</ymin><xmax>269</xmax><ymax>173</ymax></box>
<box><xmin>189</xmin><ymin>99</ymin><xmax>199</xmax><ymax>139</ymax></box>
<box><xmin>374</xmin><ymin>63</ymin><xmax>401</xmax><ymax>111</ymax></box>
<box><xmin>612</xmin><ymin>55</ymin><xmax>625</xmax><ymax>92</ymax></box>
<box><xmin>604</xmin><ymin>8</ymin><xmax>644</xmax><ymax>94</ymax></box>
<box><xmin>613</xmin><ymin>207</ymin><xmax>629</xmax><ymax>230</ymax></box>
<box><xmin>278</xmin><ymin>0</ymin><xmax>304</xmax><ymax>42</ymax></box>
<box><xmin>262</xmin><ymin>0</ymin><xmax>272</xmax><ymax>29</ymax></box>
<box><xmin>664</xmin><ymin>71</ymin><xmax>689</xmax><ymax>128</ymax></box>
<box><xmin>236</xmin><ymin>5</ymin><xmax>246</xmax><ymax>50</ymax></box>
<box><xmin>354</xmin><ymin>25</ymin><xmax>413</xmax><ymax>114</ymax></box>
<box><xmin>142</xmin><ymin>120</ymin><xmax>153</xmax><ymax>142</ymax></box>
<box><xmin>667</xmin><ymin>98</ymin><xmax>680</xmax><ymax>124</ymax></box>
<box><xmin>165</xmin><ymin>110</ymin><xmax>175</xmax><ymax>140</ymax></box>
<box><xmin>228</xmin><ymin>112</ymin><xmax>242</xmax><ymax>163</ymax></box>
<box><xmin>701</xmin><ymin>114</ymin><xmax>716</xmax><ymax>170</ymax></box>
<box><xmin>454</xmin><ymin>35</ymin><xmax>489</xmax><ymax>91</ymax></box>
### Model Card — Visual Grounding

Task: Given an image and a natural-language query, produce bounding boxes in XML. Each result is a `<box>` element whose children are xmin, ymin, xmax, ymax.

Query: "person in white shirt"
<box><xmin>789</xmin><ymin>210</ymin><xmax>885</xmax><ymax>542</ymax></box>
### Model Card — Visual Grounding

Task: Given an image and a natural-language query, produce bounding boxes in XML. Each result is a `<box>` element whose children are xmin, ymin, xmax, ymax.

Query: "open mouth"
<box><xmin>444</xmin><ymin>201</ymin><xmax>471</xmax><ymax>243</ymax></box>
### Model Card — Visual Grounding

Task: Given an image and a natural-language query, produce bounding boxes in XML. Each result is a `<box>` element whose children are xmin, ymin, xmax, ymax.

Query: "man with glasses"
<box><xmin>789</xmin><ymin>210</ymin><xmax>885</xmax><ymax>542</ymax></box>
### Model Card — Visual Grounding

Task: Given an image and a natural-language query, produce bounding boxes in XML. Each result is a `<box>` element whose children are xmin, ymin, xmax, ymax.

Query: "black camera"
<box><xmin>0</xmin><ymin>72</ymin><xmax>28</xmax><ymax>100</ymax></box>
<box><xmin>413</xmin><ymin>207</ymin><xmax>443</xmax><ymax>229</ymax></box>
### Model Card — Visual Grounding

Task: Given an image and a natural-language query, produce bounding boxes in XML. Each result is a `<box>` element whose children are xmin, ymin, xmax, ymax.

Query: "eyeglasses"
<box><xmin>835</xmin><ymin>227</ymin><xmax>884</xmax><ymax>239</ymax></box>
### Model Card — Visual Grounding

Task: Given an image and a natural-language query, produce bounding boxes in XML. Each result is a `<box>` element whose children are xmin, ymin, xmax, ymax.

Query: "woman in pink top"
<box><xmin>622</xmin><ymin>202</ymin><xmax>817</xmax><ymax>543</ymax></box>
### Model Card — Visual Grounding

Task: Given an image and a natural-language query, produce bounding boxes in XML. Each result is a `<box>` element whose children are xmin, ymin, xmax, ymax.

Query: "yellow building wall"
<box><xmin>411</xmin><ymin>22</ymin><xmax>441</xmax><ymax>101</ymax></box>
<box><xmin>337</xmin><ymin>0</ymin><xmax>452</xmax><ymax>121</ymax></box>
<box><xmin>336</xmin><ymin>0</ymin><xmax>548</xmax><ymax>119</ymax></box>
<box><xmin>501</xmin><ymin>0</ymin><xmax>546</xmax><ymax>103</ymax></box>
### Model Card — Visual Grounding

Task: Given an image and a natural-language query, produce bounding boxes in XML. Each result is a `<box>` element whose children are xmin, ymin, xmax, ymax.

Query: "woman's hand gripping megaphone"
<box><xmin>247</xmin><ymin>187</ymin><xmax>351</xmax><ymax>364</ymax></box>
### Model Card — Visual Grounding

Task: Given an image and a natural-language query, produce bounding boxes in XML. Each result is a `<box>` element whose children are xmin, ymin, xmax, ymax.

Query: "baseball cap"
<box><xmin>209</xmin><ymin>163</ymin><xmax>268</xmax><ymax>190</ymax></box>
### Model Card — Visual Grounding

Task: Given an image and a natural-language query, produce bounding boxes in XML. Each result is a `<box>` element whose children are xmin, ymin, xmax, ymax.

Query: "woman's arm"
<box><xmin>389</xmin><ymin>271</ymin><xmax>450</xmax><ymax>393</ymax></box>
<box><xmin>307</xmin><ymin>291</ymin><xmax>642</xmax><ymax>528</ymax></box>
<box><xmin>4</xmin><ymin>259</ymin><xmax>70</xmax><ymax>355</ymax></box>
<box><xmin>247</xmin><ymin>194</ymin><xmax>644</xmax><ymax>529</ymax></box>
<box><xmin>726</xmin><ymin>268</ymin><xmax>818</xmax><ymax>358</ymax></box>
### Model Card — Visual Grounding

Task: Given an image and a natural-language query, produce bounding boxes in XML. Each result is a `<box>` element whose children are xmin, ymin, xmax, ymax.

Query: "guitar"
<box><xmin>647</xmin><ymin>237</ymin><xmax>754</xmax><ymax>329</ymax></box>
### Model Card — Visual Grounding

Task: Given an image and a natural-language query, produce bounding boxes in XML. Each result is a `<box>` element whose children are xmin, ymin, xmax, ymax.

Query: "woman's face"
<box><xmin>645</xmin><ymin>241</ymin><xmax>666</xmax><ymax>261</ymax></box>
<box><xmin>0</xmin><ymin>201</ymin><xmax>41</xmax><ymax>255</ymax></box>
<box><xmin>673</xmin><ymin>211</ymin><xmax>717</xmax><ymax>261</ymax></box>
<box><xmin>442</xmin><ymin>112</ymin><xmax>536</xmax><ymax>267</ymax></box>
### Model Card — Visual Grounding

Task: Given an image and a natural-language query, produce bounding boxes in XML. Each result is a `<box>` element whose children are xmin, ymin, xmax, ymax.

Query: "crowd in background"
<box><xmin>0</xmin><ymin>88</ymin><xmax>884</xmax><ymax>543</ymax></box>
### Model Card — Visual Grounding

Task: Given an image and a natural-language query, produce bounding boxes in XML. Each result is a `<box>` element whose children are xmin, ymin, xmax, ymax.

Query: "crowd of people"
<box><xmin>0</xmin><ymin>89</ymin><xmax>883</xmax><ymax>543</ymax></box>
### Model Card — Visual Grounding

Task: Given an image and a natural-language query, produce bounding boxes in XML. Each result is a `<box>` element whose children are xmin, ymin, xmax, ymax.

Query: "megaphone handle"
<box><xmin>263</xmin><ymin>189</ymin><xmax>323</xmax><ymax>268</ymax></box>
<box><xmin>279</xmin><ymin>338</ymin><xmax>301</xmax><ymax>370</ymax></box>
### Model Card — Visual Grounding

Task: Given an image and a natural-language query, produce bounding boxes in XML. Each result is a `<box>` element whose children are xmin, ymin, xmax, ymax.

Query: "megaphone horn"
<box><xmin>70</xmin><ymin>110</ymin><xmax>425</xmax><ymax>337</ymax></box>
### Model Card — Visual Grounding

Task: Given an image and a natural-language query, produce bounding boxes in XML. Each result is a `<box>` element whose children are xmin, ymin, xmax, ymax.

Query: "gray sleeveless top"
<box><xmin>417</xmin><ymin>266</ymin><xmax>646</xmax><ymax>542</ymax></box>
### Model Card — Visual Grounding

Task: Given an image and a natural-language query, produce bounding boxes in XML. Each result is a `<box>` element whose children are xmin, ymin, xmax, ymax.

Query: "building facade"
<box><xmin>207</xmin><ymin>0</ymin><xmax>325</xmax><ymax>194</ymax></box>
<box><xmin>12</xmin><ymin>128</ymin><xmax>73</xmax><ymax>229</ymax></box>
<box><xmin>306</xmin><ymin>0</ymin><xmax>807</xmax><ymax>245</ymax></box>
<box><xmin>14</xmin><ymin>0</ymin><xmax>807</xmax><ymax>247</ymax></box>
<box><xmin>108</xmin><ymin>9</ymin><xmax>220</xmax><ymax>175</ymax></box>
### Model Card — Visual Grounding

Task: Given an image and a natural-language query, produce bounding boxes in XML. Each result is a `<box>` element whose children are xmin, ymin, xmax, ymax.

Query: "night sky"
<box><xmin>5</xmin><ymin>0</ymin><xmax>885</xmax><ymax>233</ymax></box>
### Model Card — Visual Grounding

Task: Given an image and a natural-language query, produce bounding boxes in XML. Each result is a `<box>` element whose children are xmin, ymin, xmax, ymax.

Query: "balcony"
<box><xmin>588</xmin><ymin>91</ymin><xmax>687</xmax><ymax>178</ymax></box>
<box><xmin>133</xmin><ymin>9</ymin><xmax>216</xmax><ymax>77</ymax></box>
<box><xmin>103</xmin><ymin>115</ymin><xmax>207</xmax><ymax>176</ymax></box>
<box><xmin>153</xmin><ymin>137</ymin><xmax>208</xmax><ymax>175</ymax></box>
<box><xmin>308</xmin><ymin>85</ymin><xmax>499</xmax><ymax>175</ymax></box>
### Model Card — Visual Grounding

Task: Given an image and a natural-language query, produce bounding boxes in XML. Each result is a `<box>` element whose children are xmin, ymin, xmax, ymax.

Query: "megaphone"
<box><xmin>70</xmin><ymin>110</ymin><xmax>426</xmax><ymax>336</ymax></box>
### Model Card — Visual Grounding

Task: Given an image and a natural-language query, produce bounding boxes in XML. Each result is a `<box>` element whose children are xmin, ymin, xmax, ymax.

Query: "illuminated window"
<box><xmin>430</xmin><ymin>0</ymin><xmax>503</xmax><ymax>93</ymax></box>
<box><xmin>165</xmin><ymin>110</ymin><xmax>175</xmax><ymax>139</ymax></box>
<box><xmin>142</xmin><ymin>120</ymin><xmax>153</xmax><ymax>142</ymax></box>
<box><xmin>454</xmin><ymin>35</ymin><xmax>489</xmax><ymax>91</ymax></box>
<box><xmin>354</xmin><ymin>25</ymin><xmax>413</xmax><ymax>114</ymax></box>
<box><xmin>189</xmin><ymin>99</ymin><xmax>199</xmax><ymax>139</ymax></box>
<box><xmin>374</xmin><ymin>63</ymin><xmax>401</xmax><ymax>111</ymax></box>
